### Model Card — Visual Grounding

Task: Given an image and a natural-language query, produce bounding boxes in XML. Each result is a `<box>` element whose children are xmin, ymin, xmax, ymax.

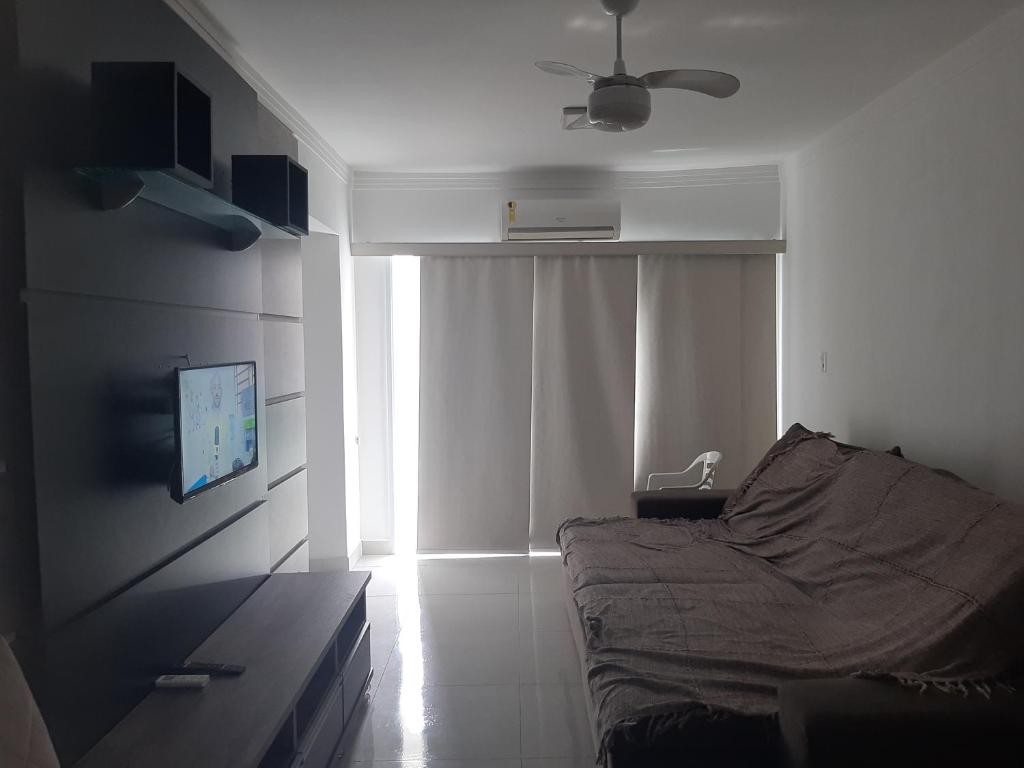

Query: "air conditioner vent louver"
<box><xmin>501</xmin><ymin>199</ymin><xmax>620</xmax><ymax>241</ymax></box>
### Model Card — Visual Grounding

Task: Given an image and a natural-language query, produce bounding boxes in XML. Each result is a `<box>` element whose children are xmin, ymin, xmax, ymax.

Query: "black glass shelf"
<box><xmin>76</xmin><ymin>167</ymin><xmax>300</xmax><ymax>252</ymax></box>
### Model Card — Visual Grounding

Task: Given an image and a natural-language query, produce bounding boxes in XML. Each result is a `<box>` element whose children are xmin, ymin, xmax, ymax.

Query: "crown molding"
<box><xmin>353</xmin><ymin>164</ymin><xmax>779</xmax><ymax>192</ymax></box>
<box><xmin>162</xmin><ymin>0</ymin><xmax>352</xmax><ymax>184</ymax></box>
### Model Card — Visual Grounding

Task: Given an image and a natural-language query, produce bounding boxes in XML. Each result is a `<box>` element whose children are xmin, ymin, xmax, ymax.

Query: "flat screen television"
<box><xmin>173</xmin><ymin>361</ymin><xmax>258</xmax><ymax>502</ymax></box>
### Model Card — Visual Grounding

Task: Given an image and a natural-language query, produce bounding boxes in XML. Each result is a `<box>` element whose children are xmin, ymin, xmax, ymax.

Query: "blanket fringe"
<box><xmin>854</xmin><ymin>671</ymin><xmax>1017</xmax><ymax>698</ymax></box>
<box><xmin>598</xmin><ymin>705</ymin><xmax>773</xmax><ymax>767</ymax></box>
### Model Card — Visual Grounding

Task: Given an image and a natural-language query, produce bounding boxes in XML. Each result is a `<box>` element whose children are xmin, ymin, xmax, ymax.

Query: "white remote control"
<box><xmin>155</xmin><ymin>674</ymin><xmax>210</xmax><ymax>689</ymax></box>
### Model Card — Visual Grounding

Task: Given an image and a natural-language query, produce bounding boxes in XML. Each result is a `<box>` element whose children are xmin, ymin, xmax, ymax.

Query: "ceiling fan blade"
<box><xmin>640</xmin><ymin>69</ymin><xmax>740</xmax><ymax>98</ymax></box>
<box><xmin>561</xmin><ymin>106</ymin><xmax>597</xmax><ymax>130</ymax></box>
<box><xmin>536</xmin><ymin>60</ymin><xmax>602</xmax><ymax>82</ymax></box>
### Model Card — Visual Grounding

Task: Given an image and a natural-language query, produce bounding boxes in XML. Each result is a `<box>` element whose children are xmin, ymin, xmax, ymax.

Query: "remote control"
<box><xmin>155</xmin><ymin>674</ymin><xmax>210</xmax><ymax>689</ymax></box>
<box><xmin>175</xmin><ymin>661</ymin><xmax>246</xmax><ymax>677</ymax></box>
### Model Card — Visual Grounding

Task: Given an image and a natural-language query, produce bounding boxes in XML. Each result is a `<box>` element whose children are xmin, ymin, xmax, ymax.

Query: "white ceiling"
<box><xmin>195</xmin><ymin>0</ymin><xmax>1019</xmax><ymax>173</ymax></box>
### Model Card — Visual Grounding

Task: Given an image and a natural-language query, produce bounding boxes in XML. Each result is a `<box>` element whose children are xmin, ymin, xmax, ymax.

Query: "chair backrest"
<box><xmin>695</xmin><ymin>451</ymin><xmax>722</xmax><ymax>489</ymax></box>
<box><xmin>646</xmin><ymin>451</ymin><xmax>723</xmax><ymax>490</ymax></box>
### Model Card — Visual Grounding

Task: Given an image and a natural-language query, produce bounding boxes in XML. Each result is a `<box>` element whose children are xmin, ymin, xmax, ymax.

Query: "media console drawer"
<box><xmin>296</xmin><ymin>623</ymin><xmax>371</xmax><ymax>768</ymax></box>
<box><xmin>297</xmin><ymin>676</ymin><xmax>345</xmax><ymax>768</ymax></box>
<box><xmin>343</xmin><ymin>627</ymin><xmax>371</xmax><ymax>724</ymax></box>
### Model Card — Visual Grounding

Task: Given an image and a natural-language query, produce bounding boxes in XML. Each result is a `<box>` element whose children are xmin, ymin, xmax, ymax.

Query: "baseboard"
<box><xmin>347</xmin><ymin>540</ymin><xmax>363</xmax><ymax>566</ymax></box>
<box><xmin>361</xmin><ymin>539</ymin><xmax>394</xmax><ymax>556</ymax></box>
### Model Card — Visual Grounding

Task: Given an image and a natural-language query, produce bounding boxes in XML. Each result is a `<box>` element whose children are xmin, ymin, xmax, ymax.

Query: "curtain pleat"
<box><xmin>416</xmin><ymin>252</ymin><xmax>775</xmax><ymax>553</ymax></box>
<box><xmin>634</xmin><ymin>254</ymin><xmax>777</xmax><ymax>490</ymax></box>
<box><xmin>529</xmin><ymin>255</ymin><xmax>638</xmax><ymax>548</ymax></box>
<box><xmin>417</xmin><ymin>256</ymin><xmax>534</xmax><ymax>551</ymax></box>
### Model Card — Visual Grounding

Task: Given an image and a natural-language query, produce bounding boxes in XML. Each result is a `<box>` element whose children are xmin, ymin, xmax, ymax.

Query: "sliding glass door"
<box><xmin>354</xmin><ymin>251</ymin><xmax>777</xmax><ymax>555</ymax></box>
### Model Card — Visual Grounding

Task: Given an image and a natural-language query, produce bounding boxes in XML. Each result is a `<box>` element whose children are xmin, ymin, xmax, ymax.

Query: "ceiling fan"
<box><xmin>536</xmin><ymin>0</ymin><xmax>740</xmax><ymax>132</ymax></box>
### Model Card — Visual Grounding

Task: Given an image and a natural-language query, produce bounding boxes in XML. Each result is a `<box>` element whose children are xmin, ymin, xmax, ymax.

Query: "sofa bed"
<box><xmin>557</xmin><ymin>424</ymin><xmax>1024</xmax><ymax>767</ymax></box>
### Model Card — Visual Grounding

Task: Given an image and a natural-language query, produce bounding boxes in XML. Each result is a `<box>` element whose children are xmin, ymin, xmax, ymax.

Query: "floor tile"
<box><xmin>348</xmin><ymin>761</ymin><xmax>520</xmax><ymax>768</ymax></box>
<box><xmin>367</xmin><ymin>595</ymin><xmax>403</xmax><ymax>691</ymax></box>
<box><xmin>518</xmin><ymin>560</ymin><xmax>567</xmax><ymax>594</ymax></box>
<box><xmin>363</xmin><ymin>562</ymin><xmax>520</xmax><ymax>597</ymax></box>
<box><xmin>520</xmin><ymin>684</ymin><xmax>596</xmax><ymax>759</ymax></box>
<box><xmin>416</xmin><ymin>562</ymin><xmax>519</xmax><ymax>595</ymax></box>
<box><xmin>345</xmin><ymin>557</ymin><xmax>593</xmax><ymax>766</ymax></box>
<box><xmin>346</xmin><ymin>683</ymin><xmax>522</xmax><ymax>761</ymax></box>
<box><xmin>355</xmin><ymin>554</ymin><xmax>400</xmax><ymax>568</ymax></box>
<box><xmin>519</xmin><ymin>592</ymin><xmax>572</xmax><ymax>634</ymax></box>
<box><xmin>416</xmin><ymin>594</ymin><xmax>519</xmax><ymax>636</ymax></box>
<box><xmin>415</xmin><ymin>554</ymin><xmax>528</xmax><ymax>568</ymax></box>
<box><xmin>380</xmin><ymin>628</ymin><xmax>519</xmax><ymax>687</ymax></box>
<box><xmin>518</xmin><ymin>631</ymin><xmax>583</xmax><ymax>685</ymax></box>
<box><xmin>364</xmin><ymin>567</ymin><xmax>407</xmax><ymax>597</ymax></box>
<box><xmin>368</xmin><ymin>596</ymin><xmax>401</xmax><ymax>639</ymax></box>
<box><xmin>367</xmin><ymin>643</ymin><xmax>394</xmax><ymax>699</ymax></box>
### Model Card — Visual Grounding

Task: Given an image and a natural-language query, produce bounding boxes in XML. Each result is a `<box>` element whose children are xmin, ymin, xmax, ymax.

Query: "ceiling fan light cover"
<box><xmin>588</xmin><ymin>84</ymin><xmax>651</xmax><ymax>131</ymax></box>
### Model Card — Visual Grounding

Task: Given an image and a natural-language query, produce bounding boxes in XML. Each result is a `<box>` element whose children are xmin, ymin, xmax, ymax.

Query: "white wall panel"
<box><xmin>265</xmin><ymin>396</ymin><xmax>307</xmax><ymax>484</ymax></box>
<box><xmin>268</xmin><ymin>469</ymin><xmax>308</xmax><ymax>566</ymax></box>
<box><xmin>262</xmin><ymin>319</ymin><xmax>305</xmax><ymax>399</ymax></box>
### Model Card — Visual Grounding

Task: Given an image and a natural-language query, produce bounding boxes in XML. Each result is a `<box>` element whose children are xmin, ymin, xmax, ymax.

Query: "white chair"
<box><xmin>646</xmin><ymin>451</ymin><xmax>722</xmax><ymax>491</ymax></box>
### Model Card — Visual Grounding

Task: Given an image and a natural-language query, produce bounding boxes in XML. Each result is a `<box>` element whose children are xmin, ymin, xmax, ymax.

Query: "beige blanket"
<box><xmin>558</xmin><ymin>425</ymin><xmax>1024</xmax><ymax>761</ymax></box>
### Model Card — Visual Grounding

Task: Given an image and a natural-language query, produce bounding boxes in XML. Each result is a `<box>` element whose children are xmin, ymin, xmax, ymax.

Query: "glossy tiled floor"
<box><xmin>335</xmin><ymin>554</ymin><xmax>596</xmax><ymax>768</ymax></box>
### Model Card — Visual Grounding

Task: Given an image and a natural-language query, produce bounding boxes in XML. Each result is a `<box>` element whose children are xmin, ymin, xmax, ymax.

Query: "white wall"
<box><xmin>299</xmin><ymin>141</ymin><xmax>362</xmax><ymax>568</ymax></box>
<box><xmin>781</xmin><ymin>3</ymin><xmax>1024</xmax><ymax>500</ymax></box>
<box><xmin>352</xmin><ymin>166</ymin><xmax>780</xmax><ymax>243</ymax></box>
<box><xmin>353</xmin><ymin>257</ymin><xmax>393</xmax><ymax>547</ymax></box>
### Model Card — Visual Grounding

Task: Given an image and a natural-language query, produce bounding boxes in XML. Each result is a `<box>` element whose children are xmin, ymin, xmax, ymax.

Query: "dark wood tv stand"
<box><xmin>76</xmin><ymin>570</ymin><xmax>372</xmax><ymax>768</ymax></box>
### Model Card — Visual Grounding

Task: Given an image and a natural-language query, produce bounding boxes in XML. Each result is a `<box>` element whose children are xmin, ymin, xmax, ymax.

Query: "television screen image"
<box><xmin>176</xmin><ymin>362</ymin><xmax>257</xmax><ymax>500</ymax></box>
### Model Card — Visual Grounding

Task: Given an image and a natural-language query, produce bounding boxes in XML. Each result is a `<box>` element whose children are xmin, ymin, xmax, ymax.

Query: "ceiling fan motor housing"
<box><xmin>600</xmin><ymin>0</ymin><xmax>640</xmax><ymax>16</ymax></box>
<box><xmin>589</xmin><ymin>78</ymin><xmax>651</xmax><ymax>131</ymax></box>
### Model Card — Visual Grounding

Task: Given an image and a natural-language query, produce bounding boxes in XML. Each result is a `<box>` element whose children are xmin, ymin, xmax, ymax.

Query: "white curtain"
<box><xmin>529</xmin><ymin>256</ymin><xmax>638</xmax><ymax>548</ymax></box>
<box><xmin>413</xmin><ymin>252</ymin><xmax>775</xmax><ymax>553</ymax></box>
<box><xmin>417</xmin><ymin>256</ymin><xmax>535</xmax><ymax>551</ymax></box>
<box><xmin>634</xmin><ymin>254</ymin><xmax>777</xmax><ymax>490</ymax></box>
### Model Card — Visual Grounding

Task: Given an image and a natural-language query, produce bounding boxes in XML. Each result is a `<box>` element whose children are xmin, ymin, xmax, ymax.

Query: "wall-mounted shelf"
<box><xmin>76</xmin><ymin>167</ymin><xmax>299</xmax><ymax>252</ymax></box>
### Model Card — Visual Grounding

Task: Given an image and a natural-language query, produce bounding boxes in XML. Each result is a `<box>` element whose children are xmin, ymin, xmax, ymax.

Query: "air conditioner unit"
<box><xmin>501</xmin><ymin>198</ymin><xmax>620</xmax><ymax>241</ymax></box>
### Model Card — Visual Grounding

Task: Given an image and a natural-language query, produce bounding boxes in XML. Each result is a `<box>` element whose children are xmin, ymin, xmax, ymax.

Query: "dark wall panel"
<box><xmin>263</xmin><ymin>318</ymin><xmax>305</xmax><ymax>399</ymax></box>
<box><xmin>41</xmin><ymin>502</ymin><xmax>270</xmax><ymax>765</ymax></box>
<box><xmin>268</xmin><ymin>469</ymin><xmax>308</xmax><ymax>566</ymax></box>
<box><xmin>0</xmin><ymin>0</ymin><xmax>40</xmax><ymax>640</ymax></box>
<box><xmin>262</xmin><ymin>239</ymin><xmax>303</xmax><ymax>317</ymax></box>
<box><xmin>266</xmin><ymin>396</ymin><xmax>307</xmax><ymax>484</ymax></box>
<box><xmin>17</xmin><ymin>0</ymin><xmax>258</xmax><ymax>198</ymax></box>
<box><xmin>257</xmin><ymin>102</ymin><xmax>299</xmax><ymax>159</ymax></box>
<box><xmin>14</xmin><ymin>0</ymin><xmax>311</xmax><ymax>760</ymax></box>
<box><xmin>273</xmin><ymin>540</ymin><xmax>309</xmax><ymax>574</ymax></box>
<box><xmin>18</xmin><ymin>0</ymin><xmax>263</xmax><ymax>309</ymax></box>
<box><xmin>27</xmin><ymin>291</ymin><xmax>268</xmax><ymax>628</ymax></box>
<box><xmin>24</xmin><ymin>169</ymin><xmax>264</xmax><ymax>311</ymax></box>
